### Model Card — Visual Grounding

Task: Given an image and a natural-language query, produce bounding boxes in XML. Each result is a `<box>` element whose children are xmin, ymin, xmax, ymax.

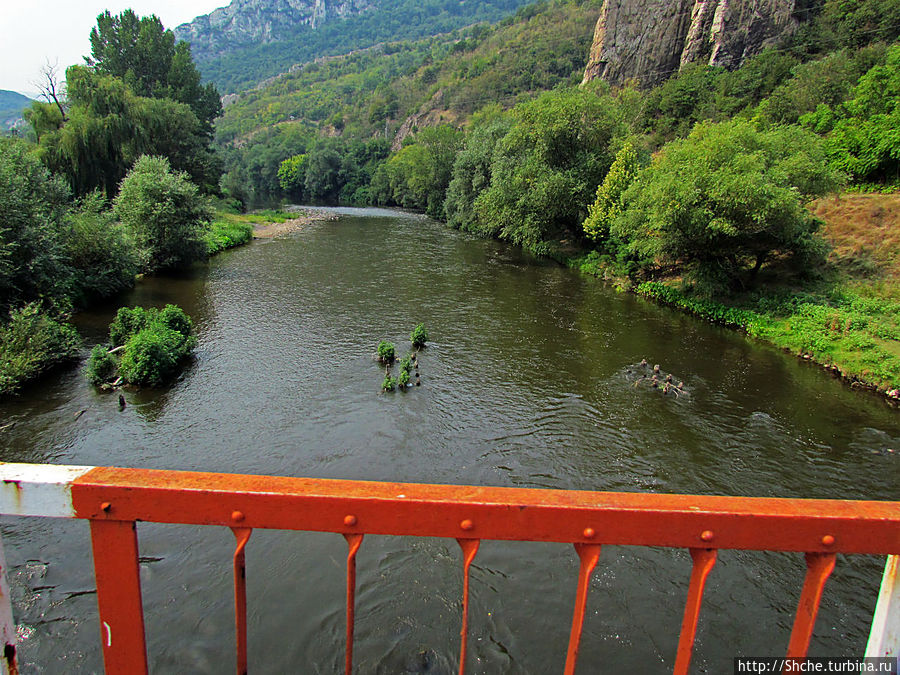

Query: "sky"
<box><xmin>0</xmin><ymin>0</ymin><xmax>228</xmax><ymax>96</ymax></box>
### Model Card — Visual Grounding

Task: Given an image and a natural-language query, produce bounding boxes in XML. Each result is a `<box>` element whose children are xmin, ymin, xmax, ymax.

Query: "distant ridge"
<box><xmin>0</xmin><ymin>90</ymin><xmax>33</xmax><ymax>131</ymax></box>
<box><xmin>175</xmin><ymin>0</ymin><xmax>534</xmax><ymax>94</ymax></box>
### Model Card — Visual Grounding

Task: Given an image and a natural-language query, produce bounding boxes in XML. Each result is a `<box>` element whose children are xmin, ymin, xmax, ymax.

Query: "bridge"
<box><xmin>0</xmin><ymin>462</ymin><xmax>896</xmax><ymax>674</ymax></box>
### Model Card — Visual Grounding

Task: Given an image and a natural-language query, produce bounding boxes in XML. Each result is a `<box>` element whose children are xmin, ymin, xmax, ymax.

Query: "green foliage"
<box><xmin>445</xmin><ymin>114</ymin><xmax>512</xmax><ymax>230</ymax></box>
<box><xmin>118</xmin><ymin>325</ymin><xmax>196</xmax><ymax>386</ymax></box>
<box><xmin>88</xmin><ymin>10</ymin><xmax>221</xmax><ymax>131</ymax></box>
<box><xmin>470</xmin><ymin>86</ymin><xmax>624</xmax><ymax>251</ymax></box>
<box><xmin>371</xmin><ymin>126</ymin><xmax>463</xmax><ymax>216</ymax></box>
<box><xmin>814</xmin><ymin>45</ymin><xmax>900</xmax><ymax>183</ymax></box>
<box><xmin>0</xmin><ymin>303</ymin><xmax>80</xmax><ymax>396</ymax></box>
<box><xmin>397</xmin><ymin>369</ymin><xmax>410</xmax><ymax>387</ymax></box>
<box><xmin>64</xmin><ymin>191</ymin><xmax>139</xmax><ymax>304</ymax></box>
<box><xmin>101</xmin><ymin>304</ymin><xmax>197</xmax><ymax>387</ymax></box>
<box><xmin>381</xmin><ymin>374</ymin><xmax>397</xmax><ymax>391</ymax></box>
<box><xmin>277</xmin><ymin>154</ymin><xmax>308</xmax><ymax>199</ymax></box>
<box><xmin>32</xmin><ymin>66</ymin><xmax>221</xmax><ymax>197</ymax></box>
<box><xmin>583</xmin><ymin>142</ymin><xmax>643</xmax><ymax>244</ymax></box>
<box><xmin>613</xmin><ymin>120</ymin><xmax>839</xmax><ymax>288</ymax></box>
<box><xmin>399</xmin><ymin>355</ymin><xmax>413</xmax><ymax>375</ymax></box>
<box><xmin>377</xmin><ymin>341</ymin><xmax>396</xmax><ymax>363</ymax></box>
<box><xmin>109</xmin><ymin>305</ymin><xmax>156</xmax><ymax>346</ymax></box>
<box><xmin>215</xmin><ymin>0</ymin><xmax>598</xmax><ymax>205</ymax></box>
<box><xmin>0</xmin><ymin>137</ymin><xmax>72</xmax><ymax>310</ymax></box>
<box><xmin>206</xmin><ymin>218</ymin><xmax>253</xmax><ymax>255</ymax></box>
<box><xmin>114</xmin><ymin>155</ymin><xmax>212</xmax><ymax>272</ymax></box>
<box><xmin>410</xmin><ymin>323</ymin><xmax>429</xmax><ymax>348</ymax></box>
<box><xmin>636</xmin><ymin>281</ymin><xmax>900</xmax><ymax>389</ymax></box>
<box><xmin>84</xmin><ymin>344</ymin><xmax>118</xmax><ymax>385</ymax></box>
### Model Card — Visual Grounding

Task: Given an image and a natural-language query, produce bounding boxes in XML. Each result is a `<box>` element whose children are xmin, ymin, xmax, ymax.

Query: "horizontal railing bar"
<box><xmin>0</xmin><ymin>463</ymin><xmax>898</xmax><ymax>554</ymax></box>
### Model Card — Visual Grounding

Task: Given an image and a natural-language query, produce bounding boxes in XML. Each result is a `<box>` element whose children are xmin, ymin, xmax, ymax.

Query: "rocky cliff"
<box><xmin>582</xmin><ymin>0</ymin><xmax>800</xmax><ymax>87</ymax></box>
<box><xmin>175</xmin><ymin>0</ymin><xmax>375</xmax><ymax>59</ymax></box>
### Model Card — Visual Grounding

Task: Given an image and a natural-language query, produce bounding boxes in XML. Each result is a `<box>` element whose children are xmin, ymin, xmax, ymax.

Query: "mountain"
<box><xmin>176</xmin><ymin>0</ymin><xmax>538</xmax><ymax>93</ymax></box>
<box><xmin>582</xmin><ymin>0</ymin><xmax>804</xmax><ymax>87</ymax></box>
<box><xmin>0</xmin><ymin>90</ymin><xmax>33</xmax><ymax>131</ymax></box>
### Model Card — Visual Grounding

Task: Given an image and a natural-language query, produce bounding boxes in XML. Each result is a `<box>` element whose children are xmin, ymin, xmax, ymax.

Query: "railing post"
<box><xmin>0</xmin><ymin>533</ymin><xmax>18</xmax><ymax>675</ymax></box>
<box><xmin>89</xmin><ymin>519</ymin><xmax>148</xmax><ymax>674</ymax></box>
<box><xmin>866</xmin><ymin>555</ymin><xmax>899</xmax><ymax>659</ymax></box>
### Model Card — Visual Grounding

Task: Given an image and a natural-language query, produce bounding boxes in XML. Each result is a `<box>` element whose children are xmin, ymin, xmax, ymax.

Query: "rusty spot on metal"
<box><xmin>101</xmin><ymin>502</ymin><xmax>111</xmax><ymax>513</ymax></box>
<box><xmin>4</xmin><ymin>643</ymin><xmax>17</xmax><ymax>675</ymax></box>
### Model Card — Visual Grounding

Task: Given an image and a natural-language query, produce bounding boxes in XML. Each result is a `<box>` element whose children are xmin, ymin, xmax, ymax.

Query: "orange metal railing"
<box><xmin>0</xmin><ymin>463</ymin><xmax>897</xmax><ymax>674</ymax></box>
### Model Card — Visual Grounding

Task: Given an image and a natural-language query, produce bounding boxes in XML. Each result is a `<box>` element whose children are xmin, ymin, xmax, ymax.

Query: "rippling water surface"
<box><xmin>1</xmin><ymin>208</ymin><xmax>897</xmax><ymax>673</ymax></box>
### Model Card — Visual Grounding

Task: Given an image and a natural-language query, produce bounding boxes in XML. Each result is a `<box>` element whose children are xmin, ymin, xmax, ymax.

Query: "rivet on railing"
<box><xmin>100</xmin><ymin>502</ymin><xmax>111</xmax><ymax>513</ymax></box>
<box><xmin>583</xmin><ymin>527</ymin><xmax>596</xmax><ymax>539</ymax></box>
<box><xmin>344</xmin><ymin>515</ymin><xmax>358</xmax><ymax>527</ymax></box>
<box><xmin>460</xmin><ymin>519</ymin><xmax>474</xmax><ymax>531</ymax></box>
<box><xmin>231</xmin><ymin>510</ymin><xmax>245</xmax><ymax>523</ymax></box>
<box><xmin>700</xmin><ymin>530</ymin><xmax>714</xmax><ymax>542</ymax></box>
<box><xmin>821</xmin><ymin>534</ymin><xmax>835</xmax><ymax>546</ymax></box>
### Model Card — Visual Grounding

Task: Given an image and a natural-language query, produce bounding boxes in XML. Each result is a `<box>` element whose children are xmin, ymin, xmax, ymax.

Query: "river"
<box><xmin>0</xmin><ymin>207</ymin><xmax>897</xmax><ymax>673</ymax></box>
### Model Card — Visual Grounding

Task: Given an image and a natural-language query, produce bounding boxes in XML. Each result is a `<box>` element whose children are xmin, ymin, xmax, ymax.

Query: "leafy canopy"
<box><xmin>612</xmin><ymin>120</ymin><xmax>839</xmax><ymax>288</ymax></box>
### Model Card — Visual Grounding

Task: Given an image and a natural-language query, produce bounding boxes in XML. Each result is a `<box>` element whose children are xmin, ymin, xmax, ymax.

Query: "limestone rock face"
<box><xmin>175</xmin><ymin>0</ymin><xmax>374</xmax><ymax>59</ymax></box>
<box><xmin>582</xmin><ymin>0</ymin><xmax>798</xmax><ymax>87</ymax></box>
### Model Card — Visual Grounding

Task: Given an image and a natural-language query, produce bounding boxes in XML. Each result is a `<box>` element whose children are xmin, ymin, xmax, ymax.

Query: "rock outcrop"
<box><xmin>582</xmin><ymin>0</ymin><xmax>800</xmax><ymax>87</ymax></box>
<box><xmin>175</xmin><ymin>0</ymin><xmax>375</xmax><ymax>58</ymax></box>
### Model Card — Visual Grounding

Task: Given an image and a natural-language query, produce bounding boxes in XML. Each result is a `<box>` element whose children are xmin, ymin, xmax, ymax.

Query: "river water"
<box><xmin>0</xmin><ymin>208</ymin><xmax>897</xmax><ymax>673</ymax></box>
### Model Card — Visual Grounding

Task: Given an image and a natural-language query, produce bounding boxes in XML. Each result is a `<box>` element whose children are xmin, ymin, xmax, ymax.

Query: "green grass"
<box><xmin>637</xmin><ymin>281</ymin><xmax>900</xmax><ymax>391</ymax></box>
<box><xmin>207</xmin><ymin>217</ymin><xmax>254</xmax><ymax>255</ymax></box>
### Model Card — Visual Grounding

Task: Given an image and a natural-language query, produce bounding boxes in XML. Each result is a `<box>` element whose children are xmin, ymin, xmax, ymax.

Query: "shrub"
<box><xmin>156</xmin><ymin>304</ymin><xmax>193</xmax><ymax>339</ymax></box>
<box><xmin>118</xmin><ymin>325</ymin><xmax>196</xmax><ymax>387</ymax></box>
<box><xmin>114</xmin><ymin>155</ymin><xmax>212</xmax><ymax>272</ymax></box>
<box><xmin>410</xmin><ymin>324</ymin><xmax>428</xmax><ymax>348</ymax></box>
<box><xmin>381</xmin><ymin>374</ymin><xmax>397</xmax><ymax>391</ymax></box>
<box><xmin>377</xmin><ymin>341</ymin><xmax>395</xmax><ymax>363</ymax></box>
<box><xmin>0</xmin><ymin>303</ymin><xmax>80</xmax><ymax>396</ymax></box>
<box><xmin>109</xmin><ymin>306</ymin><xmax>155</xmax><ymax>347</ymax></box>
<box><xmin>397</xmin><ymin>370</ymin><xmax>410</xmax><ymax>387</ymax></box>
<box><xmin>94</xmin><ymin>303</ymin><xmax>197</xmax><ymax>387</ymax></box>
<box><xmin>84</xmin><ymin>344</ymin><xmax>118</xmax><ymax>385</ymax></box>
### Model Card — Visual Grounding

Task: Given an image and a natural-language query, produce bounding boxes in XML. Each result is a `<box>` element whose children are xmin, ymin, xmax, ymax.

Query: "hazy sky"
<box><xmin>0</xmin><ymin>1</ymin><xmax>227</xmax><ymax>96</ymax></box>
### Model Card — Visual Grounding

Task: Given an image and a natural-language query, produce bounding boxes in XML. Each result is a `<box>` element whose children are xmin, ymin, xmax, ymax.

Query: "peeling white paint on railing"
<box><xmin>866</xmin><ymin>554</ymin><xmax>900</xmax><ymax>659</ymax></box>
<box><xmin>0</xmin><ymin>463</ymin><xmax>93</xmax><ymax>518</ymax></box>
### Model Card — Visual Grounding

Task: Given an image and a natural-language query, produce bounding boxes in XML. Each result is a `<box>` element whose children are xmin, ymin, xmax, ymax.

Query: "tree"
<box><xmin>278</xmin><ymin>154</ymin><xmax>308</xmax><ymax>200</ymax></box>
<box><xmin>815</xmin><ymin>45</ymin><xmax>900</xmax><ymax>183</ymax></box>
<box><xmin>88</xmin><ymin>10</ymin><xmax>221</xmax><ymax>131</ymax></box>
<box><xmin>613</xmin><ymin>120</ymin><xmax>839</xmax><ymax>288</ymax></box>
<box><xmin>473</xmin><ymin>87</ymin><xmax>623</xmax><ymax>251</ymax></box>
<box><xmin>33</xmin><ymin>66</ymin><xmax>220</xmax><ymax>197</ymax></box>
<box><xmin>114</xmin><ymin>155</ymin><xmax>211</xmax><ymax>272</ymax></box>
<box><xmin>583</xmin><ymin>141</ymin><xmax>643</xmax><ymax>244</ymax></box>
<box><xmin>0</xmin><ymin>137</ymin><xmax>72</xmax><ymax>310</ymax></box>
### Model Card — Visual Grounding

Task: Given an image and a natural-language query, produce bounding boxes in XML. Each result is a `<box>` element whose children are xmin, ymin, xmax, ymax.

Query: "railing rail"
<box><xmin>0</xmin><ymin>462</ymin><xmax>897</xmax><ymax>674</ymax></box>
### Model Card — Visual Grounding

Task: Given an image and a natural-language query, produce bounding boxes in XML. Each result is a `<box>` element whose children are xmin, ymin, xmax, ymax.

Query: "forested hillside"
<box><xmin>178</xmin><ymin>0</ymin><xmax>538</xmax><ymax>93</ymax></box>
<box><xmin>0</xmin><ymin>90</ymin><xmax>32</xmax><ymax>130</ymax></box>
<box><xmin>216</xmin><ymin>0</ymin><xmax>601</xmax><ymax>203</ymax></box>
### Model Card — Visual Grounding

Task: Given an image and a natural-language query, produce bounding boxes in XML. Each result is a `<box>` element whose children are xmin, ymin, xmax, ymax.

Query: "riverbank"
<box><xmin>568</xmin><ymin>193</ymin><xmax>900</xmax><ymax>403</ymax></box>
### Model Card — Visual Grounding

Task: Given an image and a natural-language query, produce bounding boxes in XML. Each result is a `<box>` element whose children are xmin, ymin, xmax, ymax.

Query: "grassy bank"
<box><xmin>572</xmin><ymin>193</ymin><xmax>900</xmax><ymax>399</ymax></box>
